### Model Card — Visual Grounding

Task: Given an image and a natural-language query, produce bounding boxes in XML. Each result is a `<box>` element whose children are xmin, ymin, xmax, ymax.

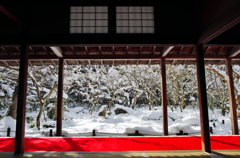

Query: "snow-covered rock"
<box><xmin>114</xmin><ymin>104</ymin><xmax>135</xmax><ymax>114</ymax></box>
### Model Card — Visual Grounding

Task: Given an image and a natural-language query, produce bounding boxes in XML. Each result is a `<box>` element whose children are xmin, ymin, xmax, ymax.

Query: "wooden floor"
<box><xmin>1</xmin><ymin>150</ymin><xmax>240</xmax><ymax>158</ymax></box>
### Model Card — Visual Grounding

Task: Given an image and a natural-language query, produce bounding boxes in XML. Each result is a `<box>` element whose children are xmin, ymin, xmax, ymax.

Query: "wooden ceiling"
<box><xmin>0</xmin><ymin>1</ymin><xmax>239</xmax><ymax>66</ymax></box>
<box><xmin>0</xmin><ymin>45</ymin><xmax>240</xmax><ymax>66</ymax></box>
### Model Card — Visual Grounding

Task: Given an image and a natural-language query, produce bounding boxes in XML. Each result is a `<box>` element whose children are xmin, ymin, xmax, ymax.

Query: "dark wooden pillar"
<box><xmin>56</xmin><ymin>58</ymin><xmax>64</xmax><ymax>136</ymax></box>
<box><xmin>14</xmin><ymin>44</ymin><xmax>29</xmax><ymax>154</ymax></box>
<box><xmin>196</xmin><ymin>44</ymin><xmax>211</xmax><ymax>152</ymax></box>
<box><xmin>161</xmin><ymin>58</ymin><xmax>168</xmax><ymax>136</ymax></box>
<box><xmin>225</xmin><ymin>58</ymin><xmax>239</xmax><ymax>135</ymax></box>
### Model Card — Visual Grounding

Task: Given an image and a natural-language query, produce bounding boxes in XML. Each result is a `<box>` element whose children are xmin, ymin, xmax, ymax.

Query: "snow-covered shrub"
<box><xmin>182</xmin><ymin>116</ymin><xmax>200</xmax><ymax>126</ymax></box>
<box><xmin>124</xmin><ymin>126</ymin><xmax>157</xmax><ymax>135</ymax></box>
<box><xmin>168</xmin><ymin>112</ymin><xmax>178</xmax><ymax>121</ymax></box>
<box><xmin>174</xmin><ymin>118</ymin><xmax>183</xmax><ymax>123</ymax></box>
<box><xmin>115</xmin><ymin>104</ymin><xmax>135</xmax><ymax>114</ymax></box>
<box><xmin>147</xmin><ymin>110</ymin><xmax>162</xmax><ymax>120</ymax></box>
<box><xmin>169</xmin><ymin>123</ymin><xmax>195</xmax><ymax>133</ymax></box>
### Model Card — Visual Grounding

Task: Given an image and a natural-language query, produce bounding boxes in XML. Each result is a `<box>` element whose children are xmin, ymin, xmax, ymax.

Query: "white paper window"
<box><xmin>116</xmin><ymin>6</ymin><xmax>154</xmax><ymax>33</ymax></box>
<box><xmin>70</xmin><ymin>6</ymin><xmax>108</xmax><ymax>33</ymax></box>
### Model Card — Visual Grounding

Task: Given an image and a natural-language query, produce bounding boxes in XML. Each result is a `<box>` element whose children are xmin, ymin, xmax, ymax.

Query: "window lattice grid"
<box><xmin>70</xmin><ymin>6</ymin><xmax>108</xmax><ymax>33</ymax></box>
<box><xmin>116</xmin><ymin>6</ymin><xmax>154</xmax><ymax>33</ymax></box>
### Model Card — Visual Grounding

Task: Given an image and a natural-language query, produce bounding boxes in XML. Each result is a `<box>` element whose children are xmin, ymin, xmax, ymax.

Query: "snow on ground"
<box><xmin>0</xmin><ymin>105</ymin><xmax>238</xmax><ymax>137</ymax></box>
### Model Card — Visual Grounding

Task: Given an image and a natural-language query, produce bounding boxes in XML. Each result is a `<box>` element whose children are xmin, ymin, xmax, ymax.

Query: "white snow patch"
<box><xmin>0</xmin><ymin>91</ymin><xmax>5</xmax><ymax>96</ymax></box>
<box><xmin>182</xmin><ymin>116</ymin><xmax>200</xmax><ymax>126</ymax></box>
<box><xmin>1</xmin><ymin>85</ymin><xmax>13</xmax><ymax>97</ymax></box>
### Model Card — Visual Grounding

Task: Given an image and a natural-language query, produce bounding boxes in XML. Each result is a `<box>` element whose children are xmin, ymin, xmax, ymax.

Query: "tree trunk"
<box><xmin>168</xmin><ymin>98</ymin><xmax>174</xmax><ymax>112</ymax></box>
<box><xmin>181</xmin><ymin>95</ymin><xmax>186</xmax><ymax>110</ymax></box>
<box><xmin>179</xmin><ymin>98</ymin><xmax>183</xmax><ymax>113</ymax></box>
<box><xmin>36</xmin><ymin>103</ymin><xmax>44</xmax><ymax>130</ymax></box>
<box><xmin>108</xmin><ymin>99</ymin><xmax>112</xmax><ymax>111</ymax></box>
<box><xmin>6</xmin><ymin>85</ymin><xmax>19</xmax><ymax>119</ymax></box>
<box><xmin>131</xmin><ymin>92</ymin><xmax>138</xmax><ymax>109</ymax></box>
<box><xmin>147</xmin><ymin>93</ymin><xmax>152</xmax><ymax>110</ymax></box>
<box><xmin>221</xmin><ymin>102</ymin><xmax>226</xmax><ymax>116</ymax></box>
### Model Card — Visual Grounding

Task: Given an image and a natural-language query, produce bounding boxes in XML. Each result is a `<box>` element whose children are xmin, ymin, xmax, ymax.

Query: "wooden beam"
<box><xmin>15</xmin><ymin>47</ymin><xmax>20</xmax><ymax>52</ymax></box>
<box><xmin>0</xmin><ymin>3</ymin><xmax>22</xmax><ymax>24</ymax></box>
<box><xmin>64</xmin><ymin>60</ymin><xmax>67</xmax><ymax>65</ymax></box>
<box><xmin>190</xmin><ymin>47</ymin><xmax>195</xmax><ymax>54</ymax></box>
<box><xmin>172</xmin><ymin>46</ymin><xmax>182</xmax><ymax>65</ymax></box>
<box><xmin>71</xmin><ymin>46</ymin><xmax>76</xmax><ymax>55</ymax></box>
<box><xmin>43</xmin><ymin>47</ymin><xmax>49</xmax><ymax>55</ymax></box>
<box><xmin>205</xmin><ymin>44</ymin><xmax>240</xmax><ymax>47</ymax></box>
<box><xmin>204</xmin><ymin>46</ymin><xmax>210</xmax><ymax>54</ymax></box>
<box><xmin>161</xmin><ymin>58</ymin><xmax>168</xmax><ymax>136</ymax></box>
<box><xmin>51</xmin><ymin>60</ymin><xmax>56</xmax><ymax>66</ymax></box>
<box><xmin>50</xmin><ymin>46</ymin><xmax>63</xmax><ymax>57</ymax></box>
<box><xmin>228</xmin><ymin>47</ymin><xmax>240</xmax><ymax>57</ymax></box>
<box><xmin>148</xmin><ymin>60</ymin><xmax>151</xmax><ymax>66</ymax></box>
<box><xmin>56</xmin><ymin>58</ymin><xmax>64</xmax><ymax>136</ymax></box>
<box><xmin>162</xmin><ymin>46</ymin><xmax>174</xmax><ymax>57</ymax></box>
<box><xmin>152</xmin><ymin>46</ymin><xmax>156</xmax><ymax>54</ymax></box>
<box><xmin>14</xmin><ymin>44</ymin><xmax>28</xmax><ymax>154</ymax></box>
<box><xmin>196</xmin><ymin>44</ymin><xmax>211</xmax><ymax>152</ymax></box>
<box><xmin>63</xmin><ymin>54</ymin><xmax>163</xmax><ymax>60</ymax></box>
<box><xmin>214</xmin><ymin>47</ymin><xmax>223</xmax><ymax>55</ymax></box>
<box><xmin>29</xmin><ymin>47</ymin><xmax>36</xmax><ymax>56</ymax></box>
<box><xmin>1</xmin><ymin>47</ymin><xmax>10</xmax><ymax>55</ymax></box>
<box><xmin>28</xmin><ymin>61</ymin><xmax>32</xmax><ymax>66</ymax></box>
<box><xmin>99</xmin><ymin>46</ymin><xmax>102</xmax><ymax>55</ymax></box>
<box><xmin>178</xmin><ymin>46</ymin><xmax>183</xmax><ymax>54</ymax></box>
<box><xmin>172</xmin><ymin>60</ymin><xmax>178</xmax><ymax>65</ymax></box>
<box><xmin>40</xmin><ymin>60</ymin><xmax>44</xmax><ymax>66</ymax></box>
<box><xmin>2</xmin><ymin>61</ymin><xmax>9</xmax><ymax>66</ymax></box>
<box><xmin>198</xmin><ymin>2</ymin><xmax>240</xmax><ymax>44</ymax></box>
<box><xmin>85</xmin><ymin>46</ymin><xmax>88</xmax><ymax>55</ymax></box>
<box><xmin>0</xmin><ymin>54</ymin><xmax>229</xmax><ymax>61</ymax></box>
<box><xmin>139</xmin><ymin>46</ymin><xmax>142</xmax><ymax>55</ymax></box>
<box><xmin>225</xmin><ymin>58</ymin><xmax>239</xmax><ymax>135</ymax></box>
<box><xmin>112</xmin><ymin>46</ymin><xmax>115</xmax><ymax>55</ymax></box>
<box><xmin>29</xmin><ymin>44</ymin><xmax>196</xmax><ymax>47</ymax></box>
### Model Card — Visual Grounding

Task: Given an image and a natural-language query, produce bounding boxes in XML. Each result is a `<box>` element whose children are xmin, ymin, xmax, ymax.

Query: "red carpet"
<box><xmin>1</xmin><ymin>136</ymin><xmax>240</xmax><ymax>152</ymax></box>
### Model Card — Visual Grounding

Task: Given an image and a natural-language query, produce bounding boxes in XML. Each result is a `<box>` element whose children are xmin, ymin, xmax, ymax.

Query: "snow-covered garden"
<box><xmin>0</xmin><ymin>64</ymin><xmax>240</xmax><ymax>137</ymax></box>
